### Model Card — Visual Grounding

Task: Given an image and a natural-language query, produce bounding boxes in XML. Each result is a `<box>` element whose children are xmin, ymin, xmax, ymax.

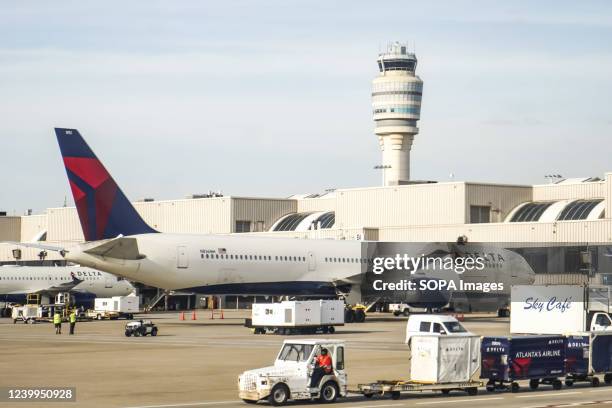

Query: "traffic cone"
<box><xmin>191</xmin><ymin>310</ymin><xmax>197</xmax><ymax>320</ymax></box>
<box><xmin>179</xmin><ymin>311</ymin><xmax>185</xmax><ymax>321</ymax></box>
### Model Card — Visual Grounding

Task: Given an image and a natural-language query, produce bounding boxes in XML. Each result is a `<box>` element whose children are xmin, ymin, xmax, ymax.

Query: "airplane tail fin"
<box><xmin>55</xmin><ymin>128</ymin><xmax>157</xmax><ymax>241</ymax></box>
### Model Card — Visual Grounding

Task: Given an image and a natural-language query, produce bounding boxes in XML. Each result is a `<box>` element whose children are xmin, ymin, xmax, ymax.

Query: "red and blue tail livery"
<box><xmin>55</xmin><ymin>128</ymin><xmax>157</xmax><ymax>241</ymax></box>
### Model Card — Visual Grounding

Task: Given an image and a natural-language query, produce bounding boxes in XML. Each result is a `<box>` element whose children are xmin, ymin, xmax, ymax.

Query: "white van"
<box><xmin>405</xmin><ymin>314</ymin><xmax>472</xmax><ymax>345</ymax></box>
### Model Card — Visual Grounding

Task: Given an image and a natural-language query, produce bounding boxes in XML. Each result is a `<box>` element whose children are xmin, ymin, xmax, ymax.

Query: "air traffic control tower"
<box><xmin>372</xmin><ymin>42</ymin><xmax>423</xmax><ymax>185</ymax></box>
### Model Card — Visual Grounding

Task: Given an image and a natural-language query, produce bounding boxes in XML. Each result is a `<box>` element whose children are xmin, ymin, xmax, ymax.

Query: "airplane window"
<box><xmin>215</xmin><ymin>254</ymin><xmax>219</xmax><ymax>259</ymax></box>
<box><xmin>205</xmin><ymin>254</ymin><xmax>209</xmax><ymax>259</ymax></box>
<box><xmin>284</xmin><ymin>256</ymin><xmax>288</xmax><ymax>261</ymax></box>
<box><xmin>200</xmin><ymin>254</ymin><xmax>204</xmax><ymax>259</ymax></box>
<box><xmin>249</xmin><ymin>255</ymin><xmax>253</xmax><ymax>260</ymax></box>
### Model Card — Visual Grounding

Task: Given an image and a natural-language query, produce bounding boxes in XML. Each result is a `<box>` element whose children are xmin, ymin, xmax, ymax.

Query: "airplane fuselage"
<box><xmin>0</xmin><ymin>265</ymin><xmax>135</xmax><ymax>298</ymax></box>
<box><xmin>66</xmin><ymin>234</ymin><xmax>535</xmax><ymax>302</ymax></box>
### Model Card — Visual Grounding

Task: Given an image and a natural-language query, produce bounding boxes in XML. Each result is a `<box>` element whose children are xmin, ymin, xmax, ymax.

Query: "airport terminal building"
<box><xmin>1</xmin><ymin>173</ymin><xmax>611</xmax><ymax>278</ymax></box>
<box><xmin>1</xmin><ymin>42</ymin><xmax>611</xmax><ymax>304</ymax></box>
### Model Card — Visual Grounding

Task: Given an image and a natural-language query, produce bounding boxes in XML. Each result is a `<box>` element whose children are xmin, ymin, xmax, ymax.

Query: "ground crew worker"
<box><xmin>53</xmin><ymin>311</ymin><xmax>62</xmax><ymax>335</ymax></box>
<box><xmin>69</xmin><ymin>309</ymin><xmax>77</xmax><ymax>335</ymax></box>
<box><xmin>310</xmin><ymin>348</ymin><xmax>333</xmax><ymax>388</ymax></box>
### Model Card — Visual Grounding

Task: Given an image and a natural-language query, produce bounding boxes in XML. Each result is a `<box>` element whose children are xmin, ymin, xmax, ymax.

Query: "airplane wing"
<box><xmin>83</xmin><ymin>237</ymin><xmax>144</xmax><ymax>260</ymax></box>
<box><xmin>1</xmin><ymin>241</ymin><xmax>68</xmax><ymax>254</ymax></box>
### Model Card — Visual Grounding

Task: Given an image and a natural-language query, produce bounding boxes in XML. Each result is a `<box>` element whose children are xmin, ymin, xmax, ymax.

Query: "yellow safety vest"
<box><xmin>69</xmin><ymin>313</ymin><xmax>76</xmax><ymax>323</ymax></box>
<box><xmin>53</xmin><ymin>314</ymin><xmax>61</xmax><ymax>324</ymax></box>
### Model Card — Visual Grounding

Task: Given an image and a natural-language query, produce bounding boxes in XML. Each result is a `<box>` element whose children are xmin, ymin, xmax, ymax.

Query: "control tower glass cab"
<box><xmin>372</xmin><ymin>42</ymin><xmax>423</xmax><ymax>186</ymax></box>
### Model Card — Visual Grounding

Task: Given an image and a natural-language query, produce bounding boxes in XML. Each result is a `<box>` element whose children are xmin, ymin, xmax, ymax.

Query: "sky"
<box><xmin>1</xmin><ymin>1</ymin><xmax>611</xmax><ymax>214</ymax></box>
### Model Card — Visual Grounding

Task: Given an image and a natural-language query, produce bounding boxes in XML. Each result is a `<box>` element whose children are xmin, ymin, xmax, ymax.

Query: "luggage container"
<box><xmin>357</xmin><ymin>334</ymin><xmax>481</xmax><ymax>400</ymax></box>
<box><xmin>411</xmin><ymin>335</ymin><xmax>481</xmax><ymax>383</ymax></box>
<box><xmin>11</xmin><ymin>305</ymin><xmax>43</xmax><ymax>324</ymax></box>
<box><xmin>565</xmin><ymin>332</ymin><xmax>612</xmax><ymax>387</ymax></box>
<box><xmin>481</xmin><ymin>335</ymin><xmax>565</xmax><ymax>392</ymax></box>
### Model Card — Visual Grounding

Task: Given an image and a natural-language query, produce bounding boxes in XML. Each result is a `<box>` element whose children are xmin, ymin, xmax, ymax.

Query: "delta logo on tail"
<box><xmin>55</xmin><ymin>128</ymin><xmax>157</xmax><ymax>241</ymax></box>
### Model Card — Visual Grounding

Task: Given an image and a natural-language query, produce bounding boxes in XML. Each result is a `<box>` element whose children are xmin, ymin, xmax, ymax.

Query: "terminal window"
<box><xmin>470</xmin><ymin>206</ymin><xmax>491</xmax><ymax>223</ymax></box>
<box><xmin>235</xmin><ymin>220</ymin><xmax>251</xmax><ymax>233</ymax></box>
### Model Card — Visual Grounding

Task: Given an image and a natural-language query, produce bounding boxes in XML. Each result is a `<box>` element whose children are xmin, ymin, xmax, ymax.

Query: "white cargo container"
<box><xmin>410</xmin><ymin>335</ymin><xmax>481</xmax><ymax>383</ymax></box>
<box><xmin>11</xmin><ymin>305</ymin><xmax>43</xmax><ymax>324</ymax></box>
<box><xmin>249</xmin><ymin>300</ymin><xmax>344</xmax><ymax>334</ymax></box>
<box><xmin>88</xmin><ymin>296</ymin><xmax>139</xmax><ymax>320</ymax></box>
<box><xmin>511</xmin><ymin>285</ymin><xmax>612</xmax><ymax>334</ymax></box>
<box><xmin>320</xmin><ymin>300</ymin><xmax>344</xmax><ymax>325</ymax></box>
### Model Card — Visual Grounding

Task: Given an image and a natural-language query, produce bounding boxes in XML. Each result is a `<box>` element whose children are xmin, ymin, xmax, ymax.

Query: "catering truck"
<box><xmin>510</xmin><ymin>285</ymin><xmax>612</xmax><ymax>335</ymax></box>
<box><xmin>246</xmin><ymin>300</ymin><xmax>344</xmax><ymax>335</ymax></box>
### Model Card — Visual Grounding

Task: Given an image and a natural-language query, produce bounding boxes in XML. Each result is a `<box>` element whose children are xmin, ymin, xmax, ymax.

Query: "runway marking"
<box><xmin>515</xmin><ymin>391</ymin><xmax>583</xmax><ymax>398</ymax></box>
<box><xmin>589</xmin><ymin>388</ymin><xmax>612</xmax><ymax>393</ymax></box>
<box><xmin>122</xmin><ymin>401</ymin><xmax>236</xmax><ymax>408</ymax></box>
<box><xmin>415</xmin><ymin>397</ymin><xmax>504</xmax><ymax>405</ymax></box>
<box><xmin>344</xmin><ymin>404</ymin><xmax>403</xmax><ymax>408</ymax></box>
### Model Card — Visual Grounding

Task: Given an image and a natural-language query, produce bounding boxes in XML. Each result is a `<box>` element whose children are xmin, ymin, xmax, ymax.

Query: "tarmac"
<box><xmin>1</xmin><ymin>311</ymin><xmax>611</xmax><ymax>408</ymax></box>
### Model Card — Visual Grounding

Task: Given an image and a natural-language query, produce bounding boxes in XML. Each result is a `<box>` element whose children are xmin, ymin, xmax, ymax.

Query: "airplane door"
<box><xmin>307</xmin><ymin>252</ymin><xmax>316</xmax><ymax>271</ymax></box>
<box><xmin>177</xmin><ymin>246</ymin><xmax>189</xmax><ymax>269</ymax></box>
<box><xmin>105</xmin><ymin>278</ymin><xmax>113</xmax><ymax>288</ymax></box>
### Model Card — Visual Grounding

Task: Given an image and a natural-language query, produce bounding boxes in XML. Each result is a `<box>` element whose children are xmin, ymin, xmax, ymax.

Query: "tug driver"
<box><xmin>310</xmin><ymin>348</ymin><xmax>333</xmax><ymax>388</ymax></box>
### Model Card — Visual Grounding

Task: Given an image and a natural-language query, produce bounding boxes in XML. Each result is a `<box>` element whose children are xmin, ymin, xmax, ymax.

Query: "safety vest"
<box><xmin>53</xmin><ymin>314</ymin><xmax>61</xmax><ymax>324</ymax></box>
<box><xmin>316</xmin><ymin>354</ymin><xmax>333</xmax><ymax>373</ymax></box>
<box><xmin>69</xmin><ymin>312</ymin><xmax>76</xmax><ymax>323</ymax></box>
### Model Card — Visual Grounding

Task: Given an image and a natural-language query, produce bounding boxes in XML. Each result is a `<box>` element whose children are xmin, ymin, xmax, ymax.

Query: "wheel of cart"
<box><xmin>319</xmin><ymin>381</ymin><xmax>339</xmax><ymax>403</ymax></box>
<box><xmin>591</xmin><ymin>376</ymin><xmax>600</xmax><ymax>387</ymax></box>
<box><xmin>390</xmin><ymin>391</ymin><xmax>401</xmax><ymax>400</ymax></box>
<box><xmin>605</xmin><ymin>373</ymin><xmax>612</xmax><ymax>385</ymax></box>
<box><xmin>510</xmin><ymin>382</ymin><xmax>520</xmax><ymax>393</ymax></box>
<box><xmin>529</xmin><ymin>379</ymin><xmax>539</xmax><ymax>390</ymax></box>
<box><xmin>268</xmin><ymin>383</ymin><xmax>289</xmax><ymax>406</ymax></box>
<box><xmin>465</xmin><ymin>387</ymin><xmax>478</xmax><ymax>396</ymax></box>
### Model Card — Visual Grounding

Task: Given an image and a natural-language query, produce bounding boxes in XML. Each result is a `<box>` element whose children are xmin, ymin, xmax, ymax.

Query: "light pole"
<box><xmin>374</xmin><ymin>164</ymin><xmax>392</xmax><ymax>186</ymax></box>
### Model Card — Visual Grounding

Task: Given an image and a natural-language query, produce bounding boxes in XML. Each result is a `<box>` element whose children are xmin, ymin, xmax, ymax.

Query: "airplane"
<box><xmin>0</xmin><ymin>264</ymin><xmax>135</xmax><ymax>315</ymax></box>
<box><xmin>7</xmin><ymin>128</ymin><xmax>535</xmax><ymax>316</ymax></box>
